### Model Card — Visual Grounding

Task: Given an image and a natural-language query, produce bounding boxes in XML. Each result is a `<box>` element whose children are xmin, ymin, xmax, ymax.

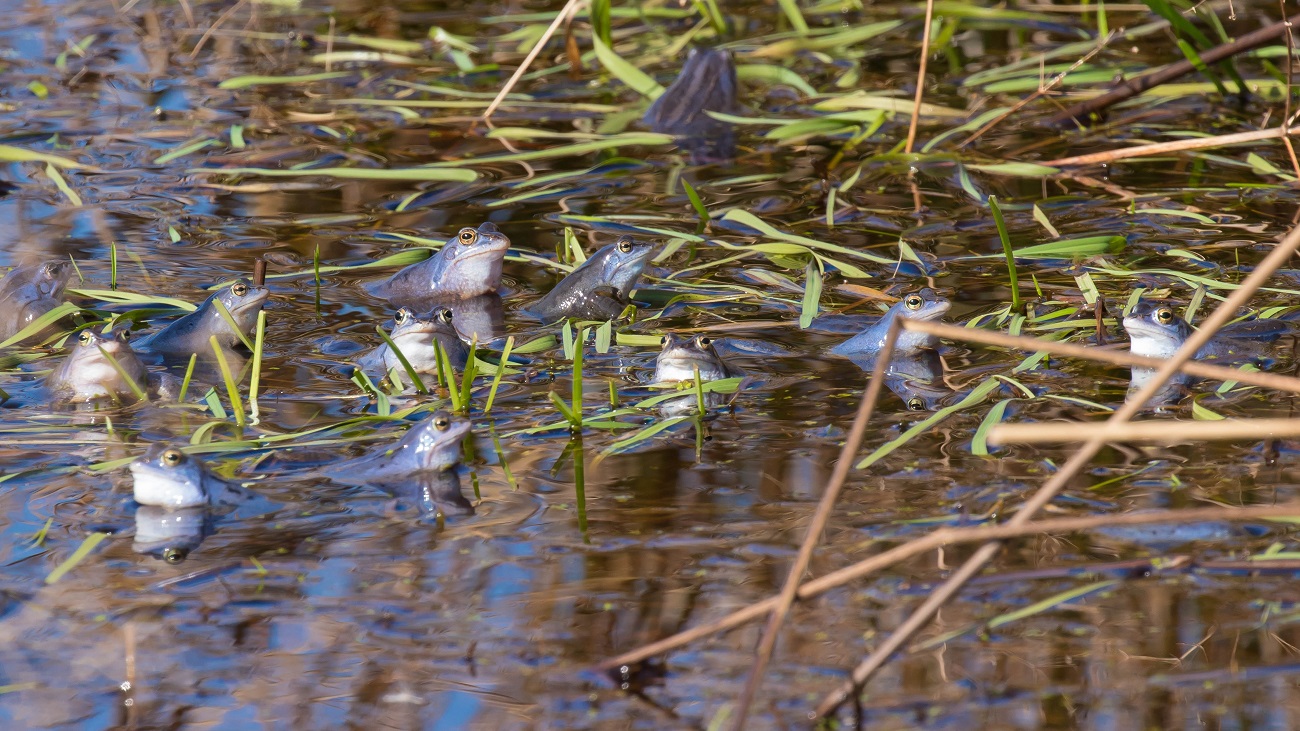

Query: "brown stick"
<box><xmin>901</xmin><ymin>319</ymin><xmax>1300</xmax><ymax>395</ymax></box>
<box><xmin>992</xmin><ymin>417</ymin><xmax>1300</xmax><ymax>445</ymax></box>
<box><xmin>483</xmin><ymin>0</ymin><xmax>586</xmax><ymax>124</ymax></box>
<box><xmin>252</xmin><ymin>258</ymin><xmax>266</xmax><ymax>287</ymax></box>
<box><xmin>903</xmin><ymin>0</ymin><xmax>935</xmax><ymax>156</ymax></box>
<box><xmin>812</xmin><ymin>220</ymin><xmax>1300</xmax><ymax>720</ymax></box>
<box><xmin>1045</xmin><ymin>13</ymin><xmax>1300</xmax><ymax>128</ymax></box>
<box><xmin>1044</xmin><ymin>126</ymin><xmax>1299</xmax><ymax>167</ymax></box>
<box><xmin>593</xmin><ymin>503</ymin><xmax>1300</xmax><ymax>674</ymax></box>
<box><xmin>729</xmin><ymin>318</ymin><xmax>905</xmax><ymax>730</ymax></box>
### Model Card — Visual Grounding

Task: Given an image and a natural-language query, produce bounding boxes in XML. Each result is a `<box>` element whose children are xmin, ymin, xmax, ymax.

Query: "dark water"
<box><xmin>4</xmin><ymin>0</ymin><xmax>1300</xmax><ymax>728</ymax></box>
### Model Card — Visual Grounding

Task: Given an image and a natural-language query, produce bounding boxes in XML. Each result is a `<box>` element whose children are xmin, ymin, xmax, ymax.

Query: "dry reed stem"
<box><xmin>729</xmin><ymin>320</ymin><xmax>906</xmax><ymax>730</ymax></box>
<box><xmin>991</xmin><ymin>417</ymin><xmax>1300</xmax><ymax>445</ymax></box>
<box><xmin>903</xmin><ymin>0</ymin><xmax>935</xmax><ymax>156</ymax></box>
<box><xmin>594</xmin><ymin>503</ymin><xmax>1300</xmax><ymax>675</ymax></box>
<box><xmin>483</xmin><ymin>0</ymin><xmax>586</xmax><ymax>123</ymax></box>
<box><xmin>1044</xmin><ymin>127</ymin><xmax>1300</xmax><ymax>167</ymax></box>
<box><xmin>902</xmin><ymin>319</ymin><xmax>1300</xmax><ymax>394</ymax></box>
<box><xmin>812</xmin><ymin>222</ymin><xmax>1300</xmax><ymax>720</ymax></box>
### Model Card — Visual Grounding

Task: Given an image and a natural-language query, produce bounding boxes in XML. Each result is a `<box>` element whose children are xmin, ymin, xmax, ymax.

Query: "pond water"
<box><xmin>4</xmin><ymin>0</ymin><xmax>1300</xmax><ymax>728</ymax></box>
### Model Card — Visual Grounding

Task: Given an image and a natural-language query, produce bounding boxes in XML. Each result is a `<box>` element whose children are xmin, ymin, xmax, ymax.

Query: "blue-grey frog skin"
<box><xmin>528</xmin><ymin>237</ymin><xmax>655</xmax><ymax>322</ymax></box>
<box><xmin>371</xmin><ymin>223</ymin><xmax>511</xmax><ymax>305</ymax></box>
<box><xmin>830</xmin><ymin>289</ymin><xmax>952</xmax><ymax>358</ymax></box>
<box><xmin>1124</xmin><ymin>299</ymin><xmax>1292</xmax><ymax>406</ymax></box>
<box><xmin>643</xmin><ymin>47</ymin><xmax>746</xmax><ymax>162</ymax></box>
<box><xmin>129</xmin><ymin>444</ymin><xmax>248</xmax><ymax>510</ymax></box>
<box><xmin>137</xmin><ymin>278</ymin><xmax>269</xmax><ymax>360</ymax></box>
<box><xmin>0</xmin><ymin>261</ymin><xmax>73</xmax><ymax>343</ymax></box>
<box><xmin>46</xmin><ymin>328</ymin><xmax>150</xmax><ymax>403</ymax></box>
<box><xmin>357</xmin><ymin>307</ymin><xmax>469</xmax><ymax>385</ymax></box>
<box><xmin>331</xmin><ymin>410</ymin><xmax>472</xmax><ymax>488</ymax></box>
<box><xmin>651</xmin><ymin>333</ymin><xmax>743</xmax><ymax>416</ymax></box>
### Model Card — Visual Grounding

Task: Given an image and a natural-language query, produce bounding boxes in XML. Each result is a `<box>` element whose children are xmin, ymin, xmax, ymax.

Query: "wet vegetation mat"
<box><xmin>9</xmin><ymin>0</ymin><xmax>1300</xmax><ymax>727</ymax></box>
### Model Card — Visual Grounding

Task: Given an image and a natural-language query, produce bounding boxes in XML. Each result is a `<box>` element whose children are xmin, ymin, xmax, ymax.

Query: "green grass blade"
<box><xmin>95</xmin><ymin>346</ymin><xmax>146</xmax><ymax>402</ymax></box>
<box><xmin>178</xmin><ymin>353</ymin><xmax>198</xmax><ymax>401</ymax></box>
<box><xmin>45</xmin><ymin>532</ymin><xmax>110</xmax><ymax>584</ymax></box>
<box><xmin>988</xmin><ymin>195</ymin><xmax>1021</xmax><ymax>313</ymax></box>
<box><xmin>209</xmin><ymin>335</ymin><xmax>246</xmax><ymax>427</ymax></box>
<box><xmin>375</xmin><ymin>325</ymin><xmax>428</xmax><ymax>394</ymax></box>
<box><xmin>212</xmin><ymin>299</ymin><xmax>255</xmax><ymax>351</ymax></box>
<box><xmin>248</xmin><ymin>310</ymin><xmax>267</xmax><ymax>421</ymax></box>
<box><xmin>484</xmin><ymin>336</ymin><xmax>515</xmax><ymax>415</ymax></box>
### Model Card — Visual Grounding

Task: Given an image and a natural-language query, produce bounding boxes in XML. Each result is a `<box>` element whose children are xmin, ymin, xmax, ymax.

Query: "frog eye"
<box><xmin>660</xmin><ymin>335</ymin><xmax>670</xmax><ymax>346</ymax></box>
<box><xmin>458</xmin><ymin>228</ymin><xmax>478</xmax><ymax>244</ymax></box>
<box><xmin>77</xmin><ymin>330</ymin><xmax>93</xmax><ymax>345</ymax></box>
<box><xmin>437</xmin><ymin>309</ymin><xmax>454</xmax><ymax>324</ymax></box>
<box><xmin>231</xmin><ymin>282</ymin><xmax>248</xmax><ymax>297</ymax></box>
<box><xmin>905</xmin><ymin>294</ymin><xmax>924</xmax><ymax>310</ymax></box>
<box><xmin>393</xmin><ymin>309</ymin><xmax>408</xmax><ymax>324</ymax></box>
<box><xmin>907</xmin><ymin>396</ymin><xmax>925</xmax><ymax>411</ymax></box>
<box><xmin>1155</xmin><ymin>307</ymin><xmax>1175</xmax><ymax>324</ymax></box>
<box><xmin>433</xmin><ymin>413</ymin><xmax>451</xmax><ymax>431</ymax></box>
<box><xmin>161</xmin><ymin>448</ymin><xmax>184</xmax><ymax>466</ymax></box>
<box><xmin>163</xmin><ymin>547</ymin><xmax>187</xmax><ymax>564</ymax></box>
<box><xmin>696</xmin><ymin>336</ymin><xmax>713</xmax><ymax>347</ymax></box>
<box><xmin>118</xmin><ymin>330</ymin><xmax>130</xmax><ymax>341</ymax></box>
<box><xmin>617</xmin><ymin>238</ymin><xmax>634</xmax><ymax>254</ymax></box>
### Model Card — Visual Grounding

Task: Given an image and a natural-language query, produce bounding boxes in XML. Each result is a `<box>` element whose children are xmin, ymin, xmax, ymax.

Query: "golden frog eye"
<box><xmin>393</xmin><ymin>309</ymin><xmax>408</xmax><ymax>324</ymax></box>
<box><xmin>1155</xmin><ymin>307</ymin><xmax>1174</xmax><ymax>324</ymax></box>
<box><xmin>232</xmin><ymin>282</ymin><xmax>248</xmax><ymax>297</ymax></box>
<box><xmin>163</xmin><ymin>547</ymin><xmax>187</xmax><ymax>564</ymax></box>
<box><xmin>696</xmin><ymin>336</ymin><xmax>712</xmax><ymax>347</ymax></box>
<box><xmin>161</xmin><ymin>448</ymin><xmax>184</xmax><ymax>466</ymax></box>
<box><xmin>617</xmin><ymin>238</ymin><xmax>634</xmax><ymax>254</ymax></box>
<box><xmin>433</xmin><ymin>414</ymin><xmax>450</xmax><ymax>431</ymax></box>
<box><xmin>78</xmin><ymin>330</ymin><xmax>93</xmax><ymax>345</ymax></box>
<box><xmin>458</xmin><ymin>228</ymin><xmax>478</xmax><ymax>244</ymax></box>
<box><xmin>907</xmin><ymin>397</ymin><xmax>925</xmax><ymax>411</ymax></box>
<box><xmin>905</xmin><ymin>295</ymin><xmax>924</xmax><ymax>310</ymax></box>
<box><xmin>437</xmin><ymin>309</ymin><xmax>454</xmax><ymax>324</ymax></box>
<box><xmin>660</xmin><ymin>335</ymin><xmax>670</xmax><ymax>346</ymax></box>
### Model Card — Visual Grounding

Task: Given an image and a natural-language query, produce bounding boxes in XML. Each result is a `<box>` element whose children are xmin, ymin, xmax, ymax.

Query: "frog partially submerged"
<box><xmin>331</xmin><ymin>410</ymin><xmax>471</xmax><ymax>488</ymax></box>
<box><xmin>830</xmin><ymin>289</ymin><xmax>951</xmax><ymax>358</ymax></box>
<box><xmin>370</xmin><ymin>223</ymin><xmax>511</xmax><ymax>306</ymax></box>
<box><xmin>1124</xmin><ymin>300</ymin><xmax>1289</xmax><ymax>405</ymax></box>
<box><xmin>643</xmin><ymin>47</ymin><xmax>746</xmax><ymax>162</ymax></box>
<box><xmin>356</xmin><ymin>307</ymin><xmax>469</xmax><ymax>384</ymax></box>
<box><xmin>46</xmin><ymin>329</ymin><xmax>155</xmax><ymax>403</ymax></box>
<box><xmin>137</xmin><ymin>278</ymin><xmax>268</xmax><ymax>361</ymax></box>
<box><xmin>528</xmin><ymin>237</ymin><xmax>655</xmax><ymax>322</ymax></box>
<box><xmin>0</xmin><ymin>261</ymin><xmax>73</xmax><ymax>343</ymax></box>
<box><xmin>652</xmin><ymin>333</ymin><xmax>742</xmax><ymax>415</ymax></box>
<box><xmin>129</xmin><ymin>445</ymin><xmax>248</xmax><ymax>510</ymax></box>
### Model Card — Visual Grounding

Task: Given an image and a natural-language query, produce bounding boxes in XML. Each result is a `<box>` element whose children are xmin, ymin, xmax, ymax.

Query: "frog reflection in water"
<box><xmin>652</xmin><ymin>333</ymin><xmax>742</xmax><ymax>416</ymax></box>
<box><xmin>46</xmin><ymin>328</ymin><xmax>178</xmax><ymax>403</ymax></box>
<box><xmin>356</xmin><ymin>307</ymin><xmax>468</xmax><ymax>387</ymax></box>
<box><xmin>528</xmin><ymin>237</ymin><xmax>655</xmax><ymax>323</ymax></box>
<box><xmin>1124</xmin><ymin>300</ymin><xmax>1290</xmax><ymax>406</ymax></box>
<box><xmin>137</xmin><ymin>278</ymin><xmax>269</xmax><ymax>361</ymax></box>
<box><xmin>643</xmin><ymin>47</ymin><xmax>746</xmax><ymax>162</ymax></box>
<box><xmin>370</xmin><ymin>223</ymin><xmax>511</xmax><ymax>305</ymax></box>
<box><xmin>0</xmin><ymin>261</ymin><xmax>73</xmax><ymax>343</ymax></box>
<box><xmin>832</xmin><ymin>289</ymin><xmax>955</xmax><ymax>411</ymax></box>
<box><xmin>831</xmin><ymin>288</ymin><xmax>952</xmax><ymax>358</ymax></box>
<box><xmin>129</xmin><ymin>445</ymin><xmax>249</xmax><ymax>511</ymax></box>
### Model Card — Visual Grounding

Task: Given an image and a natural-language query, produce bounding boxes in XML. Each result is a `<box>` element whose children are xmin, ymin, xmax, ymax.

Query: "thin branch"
<box><xmin>729</xmin><ymin>318</ymin><xmax>905</xmax><ymax>730</ymax></box>
<box><xmin>901</xmin><ymin>319</ymin><xmax>1300</xmax><ymax>395</ymax></box>
<box><xmin>1045</xmin><ymin>126</ymin><xmax>1300</xmax><ymax>167</ymax></box>
<box><xmin>1045</xmin><ymin>12</ymin><xmax>1300</xmax><ymax>128</ymax></box>
<box><xmin>594</xmin><ymin>503</ymin><xmax>1300</xmax><ymax>674</ymax></box>
<box><xmin>991</xmin><ymin>417</ymin><xmax>1300</xmax><ymax>445</ymax></box>
<box><xmin>904</xmin><ymin>0</ymin><xmax>936</xmax><ymax>155</ymax></box>
<box><xmin>812</xmin><ymin>217</ymin><xmax>1300</xmax><ymax>721</ymax></box>
<box><xmin>483</xmin><ymin>0</ymin><xmax>586</xmax><ymax>124</ymax></box>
